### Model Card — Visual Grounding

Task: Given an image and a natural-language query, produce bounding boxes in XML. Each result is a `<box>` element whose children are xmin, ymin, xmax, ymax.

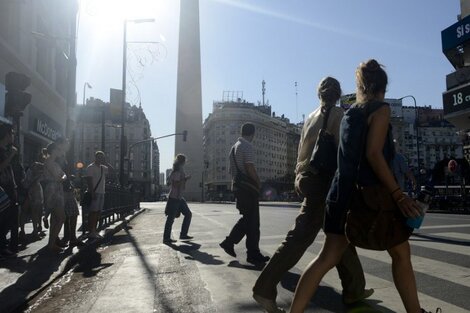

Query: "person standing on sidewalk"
<box><xmin>163</xmin><ymin>154</ymin><xmax>193</xmax><ymax>244</ymax></box>
<box><xmin>219</xmin><ymin>123</ymin><xmax>270</xmax><ymax>264</ymax></box>
<box><xmin>85</xmin><ymin>151</ymin><xmax>112</xmax><ymax>239</ymax></box>
<box><xmin>252</xmin><ymin>77</ymin><xmax>372</xmax><ymax>313</ymax></box>
<box><xmin>43</xmin><ymin>142</ymin><xmax>66</xmax><ymax>253</ymax></box>
<box><xmin>0</xmin><ymin>124</ymin><xmax>18</xmax><ymax>258</ymax></box>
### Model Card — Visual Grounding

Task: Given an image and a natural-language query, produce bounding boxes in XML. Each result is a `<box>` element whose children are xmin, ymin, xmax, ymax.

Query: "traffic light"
<box><xmin>182</xmin><ymin>130</ymin><xmax>188</xmax><ymax>142</ymax></box>
<box><xmin>5</xmin><ymin>72</ymin><xmax>31</xmax><ymax>117</ymax></box>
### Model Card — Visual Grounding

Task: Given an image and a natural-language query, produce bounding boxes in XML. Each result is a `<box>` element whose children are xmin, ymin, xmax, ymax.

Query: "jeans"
<box><xmin>224</xmin><ymin>190</ymin><xmax>260</xmax><ymax>255</ymax></box>
<box><xmin>253</xmin><ymin>174</ymin><xmax>366</xmax><ymax>300</ymax></box>
<box><xmin>163</xmin><ymin>198</ymin><xmax>192</xmax><ymax>239</ymax></box>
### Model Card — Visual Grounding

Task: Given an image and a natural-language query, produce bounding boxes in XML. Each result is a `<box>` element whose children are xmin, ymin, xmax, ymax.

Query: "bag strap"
<box><xmin>320</xmin><ymin>106</ymin><xmax>332</xmax><ymax>131</ymax></box>
<box><xmin>230</xmin><ymin>147</ymin><xmax>242</xmax><ymax>175</ymax></box>
<box><xmin>93</xmin><ymin>166</ymin><xmax>103</xmax><ymax>192</ymax></box>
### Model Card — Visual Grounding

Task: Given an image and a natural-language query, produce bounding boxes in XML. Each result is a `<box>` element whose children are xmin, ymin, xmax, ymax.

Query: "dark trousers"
<box><xmin>163</xmin><ymin>198</ymin><xmax>192</xmax><ymax>240</ymax></box>
<box><xmin>253</xmin><ymin>174</ymin><xmax>366</xmax><ymax>300</ymax></box>
<box><xmin>225</xmin><ymin>190</ymin><xmax>260</xmax><ymax>255</ymax></box>
<box><xmin>0</xmin><ymin>204</ymin><xmax>19</xmax><ymax>251</ymax></box>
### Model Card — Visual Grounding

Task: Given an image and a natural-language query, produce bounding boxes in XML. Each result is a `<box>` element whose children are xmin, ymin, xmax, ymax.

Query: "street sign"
<box><xmin>441</xmin><ymin>14</ymin><xmax>470</xmax><ymax>52</ymax></box>
<box><xmin>442</xmin><ymin>81</ymin><xmax>470</xmax><ymax>115</ymax></box>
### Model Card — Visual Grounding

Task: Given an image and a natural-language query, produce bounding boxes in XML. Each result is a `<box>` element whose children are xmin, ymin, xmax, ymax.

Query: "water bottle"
<box><xmin>406</xmin><ymin>186</ymin><xmax>433</xmax><ymax>229</ymax></box>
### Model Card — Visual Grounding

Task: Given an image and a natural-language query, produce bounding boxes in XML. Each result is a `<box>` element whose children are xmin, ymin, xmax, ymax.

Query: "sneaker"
<box><xmin>179</xmin><ymin>235</ymin><xmax>193</xmax><ymax>240</ymax></box>
<box><xmin>253</xmin><ymin>294</ymin><xmax>286</xmax><ymax>313</ymax></box>
<box><xmin>247</xmin><ymin>253</ymin><xmax>270</xmax><ymax>264</ymax></box>
<box><xmin>343</xmin><ymin>288</ymin><xmax>375</xmax><ymax>304</ymax></box>
<box><xmin>56</xmin><ymin>238</ymin><xmax>69</xmax><ymax>248</ymax></box>
<box><xmin>219</xmin><ymin>240</ymin><xmax>236</xmax><ymax>257</ymax></box>
<box><xmin>163</xmin><ymin>238</ymin><xmax>177</xmax><ymax>244</ymax></box>
<box><xmin>421</xmin><ymin>309</ymin><xmax>442</xmax><ymax>313</ymax></box>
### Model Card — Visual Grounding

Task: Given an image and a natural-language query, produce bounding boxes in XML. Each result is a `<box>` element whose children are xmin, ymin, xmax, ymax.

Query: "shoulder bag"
<box><xmin>310</xmin><ymin>106</ymin><xmax>337</xmax><ymax>177</ymax></box>
<box><xmin>81</xmin><ymin>166</ymin><xmax>103</xmax><ymax>207</ymax></box>
<box><xmin>344</xmin><ymin>103</ymin><xmax>412</xmax><ymax>251</ymax></box>
<box><xmin>231</xmin><ymin>148</ymin><xmax>260</xmax><ymax>197</ymax></box>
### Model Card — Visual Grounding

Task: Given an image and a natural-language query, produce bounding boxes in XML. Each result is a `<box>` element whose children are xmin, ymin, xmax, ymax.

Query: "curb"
<box><xmin>11</xmin><ymin>208</ymin><xmax>146</xmax><ymax>313</ymax></box>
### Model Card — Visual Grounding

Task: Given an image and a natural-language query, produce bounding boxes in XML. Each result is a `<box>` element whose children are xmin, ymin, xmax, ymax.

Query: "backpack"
<box><xmin>326</xmin><ymin>102</ymin><xmax>386</xmax><ymax>211</ymax></box>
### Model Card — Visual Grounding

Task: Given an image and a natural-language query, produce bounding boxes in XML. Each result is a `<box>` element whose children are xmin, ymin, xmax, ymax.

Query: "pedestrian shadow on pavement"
<box><xmin>0</xmin><ymin>247</ymin><xmax>73</xmax><ymax>313</ymax></box>
<box><xmin>280</xmin><ymin>271</ymin><xmax>396</xmax><ymax>313</ymax></box>
<box><xmin>73</xmin><ymin>248</ymin><xmax>113</xmax><ymax>278</ymax></box>
<box><xmin>165</xmin><ymin>241</ymin><xmax>224</xmax><ymax>265</ymax></box>
<box><xmin>227</xmin><ymin>260</ymin><xmax>265</xmax><ymax>271</ymax></box>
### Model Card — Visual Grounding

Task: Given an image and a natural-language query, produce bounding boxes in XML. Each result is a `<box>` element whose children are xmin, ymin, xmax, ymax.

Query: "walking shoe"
<box><xmin>163</xmin><ymin>238</ymin><xmax>177</xmax><ymax>244</ymax></box>
<box><xmin>421</xmin><ymin>309</ymin><xmax>442</xmax><ymax>313</ymax></box>
<box><xmin>253</xmin><ymin>294</ymin><xmax>286</xmax><ymax>313</ymax></box>
<box><xmin>219</xmin><ymin>240</ymin><xmax>236</xmax><ymax>257</ymax></box>
<box><xmin>179</xmin><ymin>235</ymin><xmax>193</xmax><ymax>240</ymax></box>
<box><xmin>343</xmin><ymin>288</ymin><xmax>375</xmax><ymax>304</ymax></box>
<box><xmin>247</xmin><ymin>253</ymin><xmax>270</xmax><ymax>264</ymax></box>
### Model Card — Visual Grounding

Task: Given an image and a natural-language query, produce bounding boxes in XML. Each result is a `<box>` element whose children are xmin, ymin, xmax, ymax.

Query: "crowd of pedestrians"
<box><xmin>0</xmin><ymin>125</ymin><xmax>113</xmax><ymax>259</ymax></box>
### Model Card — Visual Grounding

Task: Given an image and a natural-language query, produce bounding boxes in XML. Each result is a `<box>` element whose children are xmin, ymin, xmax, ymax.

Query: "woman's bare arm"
<box><xmin>366</xmin><ymin>105</ymin><xmax>421</xmax><ymax>217</ymax></box>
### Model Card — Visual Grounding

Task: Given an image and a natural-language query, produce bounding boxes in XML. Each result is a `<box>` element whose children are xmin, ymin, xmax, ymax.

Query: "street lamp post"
<box><xmin>399</xmin><ymin>95</ymin><xmax>420</xmax><ymax>185</ymax></box>
<box><xmin>80</xmin><ymin>82</ymin><xmax>92</xmax><ymax>161</ymax></box>
<box><xmin>119</xmin><ymin>18</ymin><xmax>155</xmax><ymax>186</ymax></box>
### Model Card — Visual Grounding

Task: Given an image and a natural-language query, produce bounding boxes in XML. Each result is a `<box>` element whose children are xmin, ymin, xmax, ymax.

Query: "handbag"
<box><xmin>310</xmin><ymin>106</ymin><xmax>337</xmax><ymax>177</ymax></box>
<box><xmin>164</xmin><ymin>197</ymin><xmax>181</xmax><ymax>218</ymax></box>
<box><xmin>231</xmin><ymin>148</ymin><xmax>260</xmax><ymax>197</ymax></box>
<box><xmin>80</xmin><ymin>166</ymin><xmax>103</xmax><ymax>207</ymax></box>
<box><xmin>344</xmin><ymin>103</ymin><xmax>412</xmax><ymax>251</ymax></box>
<box><xmin>345</xmin><ymin>185</ymin><xmax>412</xmax><ymax>251</ymax></box>
<box><xmin>0</xmin><ymin>186</ymin><xmax>11</xmax><ymax>213</ymax></box>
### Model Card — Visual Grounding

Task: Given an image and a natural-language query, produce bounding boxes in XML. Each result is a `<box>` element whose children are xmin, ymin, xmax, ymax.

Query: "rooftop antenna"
<box><xmin>295</xmin><ymin>81</ymin><xmax>298</xmax><ymax>122</ymax></box>
<box><xmin>262</xmin><ymin>80</ymin><xmax>266</xmax><ymax>106</ymax></box>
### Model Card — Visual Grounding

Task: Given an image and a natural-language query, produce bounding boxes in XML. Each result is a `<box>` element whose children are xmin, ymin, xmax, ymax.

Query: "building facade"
<box><xmin>74</xmin><ymin>95</ymin><xmax>158</xmax><ymax>200</ymax></box>
<box><xmin>0</xmin><ymin>0</ymin><xmax>77</xmax><ymax>166</ymax></box>
<box><xmin>203</xmin><ymin>99</ymin><xmax>301</xmax><ymax>200</ymax></box>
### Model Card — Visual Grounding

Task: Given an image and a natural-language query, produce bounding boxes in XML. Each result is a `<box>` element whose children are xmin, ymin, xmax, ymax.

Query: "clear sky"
<box><xmin>76</xmin><ymin>0</ymin><xmax>459</xmax><ymax>174</ymax></box>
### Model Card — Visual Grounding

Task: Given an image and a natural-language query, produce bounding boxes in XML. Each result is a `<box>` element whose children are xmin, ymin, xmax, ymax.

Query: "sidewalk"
<box><xmin>0</xmin><ymin>208</ymin><xmax>143</xmax><ymax>313</ymax></box>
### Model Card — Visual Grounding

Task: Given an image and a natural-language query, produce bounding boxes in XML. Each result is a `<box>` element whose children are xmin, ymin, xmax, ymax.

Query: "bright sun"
<box><xmin>83</xmin><ymin>0</ymin><xmax>164</xmax><ymax>27</ymax></box>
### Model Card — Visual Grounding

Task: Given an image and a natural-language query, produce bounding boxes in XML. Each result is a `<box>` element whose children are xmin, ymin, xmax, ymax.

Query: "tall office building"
<box><xmin>175</xmin><ymin>0</ymin><xmax>204</xmax><ymax>201</ymax></box>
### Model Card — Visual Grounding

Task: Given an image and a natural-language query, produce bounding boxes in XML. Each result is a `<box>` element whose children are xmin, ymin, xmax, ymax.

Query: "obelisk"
<box><xmin>175</xmin><ymin>0</ymin><xmax>204</xmax><ymax>201</ymax></box>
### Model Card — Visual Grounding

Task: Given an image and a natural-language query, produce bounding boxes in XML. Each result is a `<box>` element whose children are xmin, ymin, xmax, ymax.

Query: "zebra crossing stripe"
<box><xmin>426</xmin><ymin>232</ymin><xmax>470</xmax><ymax>241</ymax></box>
<box><xmin>355</xmin><ymin>247</ymin><xmax>470</xmax><ymax>288</ymax></box>
<box><xmin>287</xmin><ymin>246</ymin><xmax>470</xmax><ymax>313</ymax></box>
<box><xmin>418</xmin><ymin>223</ymin><xmax>470</xmax><ymax>230</ymax></box>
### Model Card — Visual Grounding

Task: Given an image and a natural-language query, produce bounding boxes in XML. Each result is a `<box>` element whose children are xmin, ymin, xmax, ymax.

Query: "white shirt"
<box><xmin>86</xmin><ymin>163</ymin><xmax>108</xmax><ymax>194</ymax></box>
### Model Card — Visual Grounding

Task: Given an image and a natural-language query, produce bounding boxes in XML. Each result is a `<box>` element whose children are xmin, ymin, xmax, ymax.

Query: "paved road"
<box><xmin>26</xmin><ymin>202</ymin><xmax>470</xmax><ymax>313</ymax></box>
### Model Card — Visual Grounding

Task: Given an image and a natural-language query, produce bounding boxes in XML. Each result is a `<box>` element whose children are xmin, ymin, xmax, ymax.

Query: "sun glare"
<box><xmin>83</xmin><ymin>0</ymin><xmax>163</xmax><ymax>28</ymax></box>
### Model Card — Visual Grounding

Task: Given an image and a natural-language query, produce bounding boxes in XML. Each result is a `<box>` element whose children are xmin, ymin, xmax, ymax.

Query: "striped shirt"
<box><xmin>229</xmin><ymin>137</ymin><xmax>254</xmax><ymax>178</ymax></box>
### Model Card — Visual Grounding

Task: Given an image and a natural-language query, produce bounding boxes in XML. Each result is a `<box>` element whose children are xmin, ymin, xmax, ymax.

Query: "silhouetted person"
<box><xmin>253</xmin><ymin>77</ymin><xmax>371</xmax><ymax>313</ymax></box>
<box><xmin>220</xmin><ymin>123</ymin><xmax>269</xmax><ymax>264</ymax></box>
<box><xmin>163</xmin><ymin>154</ymin><xmax>193</xmax><ymax>243</ymax></box>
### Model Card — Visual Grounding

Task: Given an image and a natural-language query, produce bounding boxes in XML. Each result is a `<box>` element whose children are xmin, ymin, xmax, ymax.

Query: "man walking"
<box><xmin>85</xmin><ymin>151</ymin><xmax>112</xmax><ymax>239</ymax></box>
<box><xmin>220</xmin><ymin>123</ymin><xmax>270</xmax><ymax>264</ymax></box>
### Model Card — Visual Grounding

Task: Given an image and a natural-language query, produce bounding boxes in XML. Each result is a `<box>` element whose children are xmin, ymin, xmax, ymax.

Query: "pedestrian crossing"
<box><xmin>264</xmin><ymin>231</ymin><xmax>470</xmax><ymax>312</ymax></box>
<box><xmin>186</xmin><ymin>208</ymin><xmax>470</xmax><ymax>312</ymax></box>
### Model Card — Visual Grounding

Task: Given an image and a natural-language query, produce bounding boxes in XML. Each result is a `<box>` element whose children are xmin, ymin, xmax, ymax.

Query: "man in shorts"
<box><xmin>85</xmin><ymin>151</ymin><xmax>112</xmax><ymax>239</ymax></box>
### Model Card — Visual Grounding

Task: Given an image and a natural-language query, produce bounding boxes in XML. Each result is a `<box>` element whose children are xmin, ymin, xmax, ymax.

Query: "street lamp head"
<box><xmin>85</xmin><ymin>82</ymin><xmax>92</xmax><ymax>89</ymax></box>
